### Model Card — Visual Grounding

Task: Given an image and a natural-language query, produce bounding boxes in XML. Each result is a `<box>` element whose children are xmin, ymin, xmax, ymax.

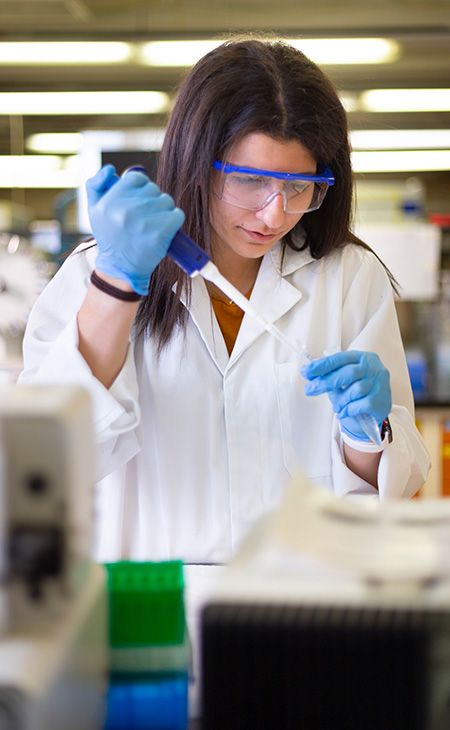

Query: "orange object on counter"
<box><xmin>442</xmin><ymin>421</ymin><xmax>450</xmax><ymax>496</ymax></box>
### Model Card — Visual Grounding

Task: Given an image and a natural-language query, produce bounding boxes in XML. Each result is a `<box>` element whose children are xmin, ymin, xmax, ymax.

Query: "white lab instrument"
<box><xmin>0</xmin><ymin>236</ymin><xmax>48</xmax><ymax>335</ymax></box>
<box><xmin>0</xmin><ymin>386</ymin><xmax>95</xmax><ymax>631</ymax></box>
<box><xmin>200</xmin><ymin>475</ymin><xmax>450</xmax><ymax>729</ymax></box>
<box><xmin>0</xmin><ymin>384</ymin><xmax>107</xmax><ymax>730</ymax></box>
<box><xmin>0</xmin><ymin>235</ymin><xmax>51</xmax><ymax>379</ymax></box>
<box><xmin>0</xmin><ymin>563</ymin><xmax>107</xmax><ymax>730</ymax></box>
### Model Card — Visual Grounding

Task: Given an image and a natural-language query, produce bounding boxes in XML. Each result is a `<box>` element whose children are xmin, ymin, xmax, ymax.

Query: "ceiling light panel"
<box><xmin>140</xmin><ymin>40</ymin><xmax>221</xmax><ymax>67</ymax></box>
<box><xmin>0</xmin><ymin>91</ymin><xmax>169</xmax><ymax>115</ymax></box>
<box><xmin>288</xmin><ymin>38</ymin><xmax>399</xmax><ymax>65</ymax></box>
<box><xmin>0</xmin><ymin>155</ymin><xmax>78</xmax><ymax>188</ymax></box>
<box><xmin>350</xmin><ymin>129</ymin><xmax>450</xmax><ymax>150</ymax></box>
<box><xmin>352</xmin><ymin>149</ymin><xmax>450</xmax><ymax>173</ymax></box>
<box><xmin>140</xmin><ymin>37</ymin><xmax>400</xmax><ymax>67</ymax></box>
<box><xmin>26</xmin><ymin>133</ymin><xmax>83</xmax><ymax>154</ymax></box>
<box><xmin>0</xmin><ymin>41</ymin><xmax>132</xmax><ymax>64</ymax></box>
<box><xmin>360</xmin><ymin>89</ymin><xmax>450</xmax><ymax>112</ymax></box>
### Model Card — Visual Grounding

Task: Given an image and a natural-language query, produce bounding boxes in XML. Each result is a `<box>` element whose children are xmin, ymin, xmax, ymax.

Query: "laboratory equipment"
<box><xmin>0</xmin><ymin>384</ymin><xmax>107</xmax><ymax>730</ymax></box>
<box><xmin>0</xmin><ymin>235</ymin><xmax>51</xmax><ymax>378</ymax></box>
<box><xmin>200</xmin><ymin>475</ymin><xmax>450</xmax><ymax>730</ymax></box>
<box><xmin>0</xmin><ymin>563</ymin><xmax>107</xmax><ymax>730</ymax></box>
<box><xmin>104</xmin><ymin>561</ymin><xmax>189</xmax><ymax>730</ymax></box>
<box><xmin>105</xmin><ymin>675</ymin><xmax>188</xmax><ymax>730</ymax></box>
<box><xmin>0</xmin><ymin>385</ymin><xmax>95</xmax><ymax>632</ymax></box>
<box><xmin>0</xmin><ymin>235</ymin><xmax>48</xmax><ymax>334</ymax></box>
<box><xmin>105</xmin><ymin>560</ymin><xmax>188</xmax><ymax>674</ymax></box>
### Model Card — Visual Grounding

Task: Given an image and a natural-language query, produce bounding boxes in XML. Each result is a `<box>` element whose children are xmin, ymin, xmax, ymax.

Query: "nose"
<box><xmin>255</xmin><ymin>192</ymin><xmax>286</xmax><ymax>229</ymax></box>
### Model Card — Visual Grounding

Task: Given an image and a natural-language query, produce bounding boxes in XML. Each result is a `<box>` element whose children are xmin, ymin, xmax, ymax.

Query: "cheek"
<box><xmin>210</xmin><ymin>197</ymin><xmax>238</xmax><ymax>233</ymax></box>
<box><xmin>209</xmin><ymin>196</ymin><xmax>222</xmax><ymax>230</ymax></box>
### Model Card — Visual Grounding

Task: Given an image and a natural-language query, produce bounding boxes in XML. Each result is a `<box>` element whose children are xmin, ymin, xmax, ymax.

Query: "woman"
<box><xmin>19</xmin><ymin>38</ymin><xmax>429</xmax><ymax>565</ymax></box>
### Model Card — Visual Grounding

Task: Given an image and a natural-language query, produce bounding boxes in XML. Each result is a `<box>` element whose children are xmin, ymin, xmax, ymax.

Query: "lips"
<box><xmin>240</xmin><ymin>226</ymin><xmax>280</xmax><ymax>242</ymax></box>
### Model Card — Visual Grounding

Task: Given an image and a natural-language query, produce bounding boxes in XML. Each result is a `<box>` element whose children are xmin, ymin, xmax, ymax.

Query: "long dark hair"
<box><xmin>134</xmin><ymin>38</ymin><xmax>376</xmax><ymax>349</ymax></box>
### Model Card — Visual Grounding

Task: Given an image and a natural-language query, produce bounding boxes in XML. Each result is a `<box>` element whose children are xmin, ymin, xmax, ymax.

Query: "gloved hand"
<box><xmin>301</xmin><ymin>350</ymin><xmax>391</xmax><ymax>442</ymax></box>
<box><xmin>86</xmin><ymin>164</ymin><xmax>185</xmax><ymax>295</ymax></box>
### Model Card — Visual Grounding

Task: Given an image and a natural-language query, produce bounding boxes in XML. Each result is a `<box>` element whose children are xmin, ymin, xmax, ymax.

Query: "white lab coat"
<box><xmin>19</xmin><ymin>238</ymin><xmax>430</xmax><ymax>565</ymax></box>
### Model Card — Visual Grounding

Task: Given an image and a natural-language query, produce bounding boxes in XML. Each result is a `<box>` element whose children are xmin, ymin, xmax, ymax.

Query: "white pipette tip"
<box><xmin>358</xmin><ymin>413</ymin><xmax>383</xmax><ymax>446</ymax></box>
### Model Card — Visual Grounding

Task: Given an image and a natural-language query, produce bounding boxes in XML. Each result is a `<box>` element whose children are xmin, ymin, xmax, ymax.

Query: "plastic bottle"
<box><xmin>400</xmin><ymin>176</ymin><xmax>426</xmax><ymax>220</ymax></box>
<box><xmin>434</xmin><ymin>270</ymin><xmax>450</xmax><ymax>400</ymax></box>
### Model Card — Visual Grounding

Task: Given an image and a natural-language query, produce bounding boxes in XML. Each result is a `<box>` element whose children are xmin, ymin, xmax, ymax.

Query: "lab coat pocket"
<box><xmin>275</xmin><ymin>362</ymin><xmax>332</xmax><ymax>485</ymax></box>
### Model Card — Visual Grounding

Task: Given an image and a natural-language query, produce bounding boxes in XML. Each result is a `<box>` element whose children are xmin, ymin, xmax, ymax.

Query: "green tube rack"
<box><xmin>104</xmin><ymin>560</ymin><xmax>185</xmax><ymax>649</ymax></box>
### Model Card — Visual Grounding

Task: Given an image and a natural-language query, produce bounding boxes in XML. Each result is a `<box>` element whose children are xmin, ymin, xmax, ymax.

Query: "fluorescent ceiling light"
<box><xmin>360</xmin><ymin>89</ymin><xmax>450</xmax><ymax>112</ymax></box>
<box><xmin>0</xmin><ymin>38</ymin><xmax>400</xmax><ymax>68</ymax></box>
<box><xmin>140</xmin><ymin>37</ymin><xmax>399</xmax><ymax>67</ymax></box>
<box><xmin>0</xmin><ymin>155</ymin><xmax>79</xmax><ymax>188</ymax></box>
<box><xmin>0</xmin><ymin>91</ymin><xmax>169</xmax><ymax>115</ymax></box>
<box><xmin>27</xmin><ymin>132</ymin><xmax>83</xmax><ymax>154</ymax></box>
<box><xmin>288</xmin><ymin>38</ymin><xmax>399</xmax><ymax>65</ymax></box>
<box><xmin>140</xmin><ymin>40</ymin><xmax>221</xmax><ymax>67</ymax></box>
<box><xmin>27</xmin><ymin>129</ymin><xmax>166</xmax><ymax>155</ymax></box>
<box><xmin>81</xmin><ymin>128</ymin><xmax>166</xmax><ymax>152</ymax></box>
<box><xmin>351</xmin><ymin>129</ymin><xmax>450</xmax><ymax>150</ymax></box>
<box><xmin>352</xmin><ymin>149</ymin><xmax>450</xmax><ymax>173</ymax></box>
<box><xmin>0</xmin><ymin>42</ymin><xmax>131</xmax><ymax>64</ymax></box>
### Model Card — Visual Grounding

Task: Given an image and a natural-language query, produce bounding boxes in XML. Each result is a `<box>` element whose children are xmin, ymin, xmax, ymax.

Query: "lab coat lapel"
<box><xmin>176</xmin><ymin>275</ymin><xmax>230</xmax><ymax>373</ymax></box>
<box><xmin>174</xmin><ymin>236</ymin><xmax>314</xmax><ymax>371</ymax></box>
<box><xmin>228</xmin><ymin>242</ymin><xmax>314</xmax><ymax>366</ymax></box>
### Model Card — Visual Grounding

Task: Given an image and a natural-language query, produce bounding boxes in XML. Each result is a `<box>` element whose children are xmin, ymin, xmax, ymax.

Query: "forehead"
<box><xmin>226</xmin><ymin>133</ymin><xmax>317</xmax><ymax>173</ymax></box>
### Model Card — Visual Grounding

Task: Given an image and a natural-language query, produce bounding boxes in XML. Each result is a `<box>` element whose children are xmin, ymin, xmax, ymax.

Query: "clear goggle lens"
<box><xmin>213</xmin><ymin>162</ymin><xmax>334</xmax><ymax>214</ymax></box>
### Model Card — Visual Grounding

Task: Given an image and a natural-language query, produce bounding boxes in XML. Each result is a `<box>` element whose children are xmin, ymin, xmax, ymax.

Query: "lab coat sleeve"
<box><xmin>18</xmin><ymin>244</ymin><xmax>141</xmax><ymax>480</ymax></box>
<box><xmin>330</xmin><ymin>246</ymin><xmax>430</xmax><ymax>499</ymax></box>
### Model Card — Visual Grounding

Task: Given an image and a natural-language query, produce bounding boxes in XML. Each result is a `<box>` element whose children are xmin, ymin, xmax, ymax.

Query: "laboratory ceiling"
<box><xmin>0</xmin><ymin>0</ymin><xmax>449</xmax><ymax>154</ymax></box>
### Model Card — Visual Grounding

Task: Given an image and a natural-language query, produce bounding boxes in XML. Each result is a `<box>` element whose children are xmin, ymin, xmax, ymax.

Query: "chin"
<box><xmin>239</xmin><ymin>242</ymin><xmax>276</xmax><ymax>259</ymax></box>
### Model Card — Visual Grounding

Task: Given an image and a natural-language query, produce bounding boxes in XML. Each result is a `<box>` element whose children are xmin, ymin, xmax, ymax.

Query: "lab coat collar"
<box><xmin>174</xmin><ymin>230</ymin><xmax>315</xmax><ymax>371</ymax></box>
<box><xmin>228</xmin><ymin>242</ymin><xmax>305</xmax><ymax>367</ymax></box>
<box><xmin>267</xmin><ymin>226</ymin><xmax>315</xmax><ymax>275</ymax></box>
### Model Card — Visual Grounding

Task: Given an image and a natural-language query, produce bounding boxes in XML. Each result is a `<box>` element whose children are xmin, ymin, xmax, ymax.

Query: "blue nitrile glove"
<box><xmin>86</xmin><ymin>164</ymin><xmax>185</xmax><ymax>295</ymax></box>
<box><xmin>301</xmin><ymin>350</ymin><xmax>392</xmax><ymax>441</ymax></box>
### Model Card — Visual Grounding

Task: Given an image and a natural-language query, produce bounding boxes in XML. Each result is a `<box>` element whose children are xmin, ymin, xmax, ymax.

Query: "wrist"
<box><xmin>340</xmin><ymin>420</ymin><xmax>392</xmax><ymax>453</ymax></box>
<box><xmin>94</xmin><ymin>270</ymin><xmax>135</xmax><ymax>292</ymax></box>
<box><xmin>94</xmin><ymin>256</ymin><xmax>150</xmax><ymax>295</ymax></box>
<box><xmin>90</xmin><ymin>271</ymin><xmax>144</xmax><ymax>303</ymax></box>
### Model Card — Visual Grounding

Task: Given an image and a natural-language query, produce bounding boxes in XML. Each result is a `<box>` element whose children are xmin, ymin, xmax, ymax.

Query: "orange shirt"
<box><xmin>210</xmin><ymin>290</ymin><xmax>252</xmax><ymax>355</ymax></box>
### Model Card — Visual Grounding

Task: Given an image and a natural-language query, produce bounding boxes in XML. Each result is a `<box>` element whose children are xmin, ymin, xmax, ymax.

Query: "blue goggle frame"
<box><xmin>212</xmin><ymin>160</ymin><xmax>335</xmax><ymax>186</ymax></box>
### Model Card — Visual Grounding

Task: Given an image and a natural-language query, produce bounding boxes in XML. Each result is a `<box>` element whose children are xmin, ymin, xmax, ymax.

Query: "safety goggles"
<box><xmin>212</xmin><ymin>160</ymin><xmax>335</xmax><ymax>214</ymax></box>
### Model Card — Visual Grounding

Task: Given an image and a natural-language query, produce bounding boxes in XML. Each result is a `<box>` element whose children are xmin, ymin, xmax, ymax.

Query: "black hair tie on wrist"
<box><xmin>90</xmin><ymin>270</ymin><xmax>144</xmax><ymax>302</ymax></box>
